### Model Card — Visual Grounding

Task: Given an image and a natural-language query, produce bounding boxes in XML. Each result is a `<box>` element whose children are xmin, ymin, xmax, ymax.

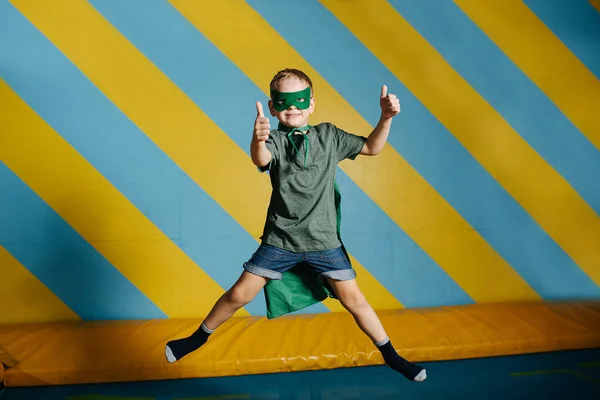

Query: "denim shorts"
<box><xmin>243</xmin><ymin>244</ymin><xmax>356</xmax><ymax>281</ymax></box>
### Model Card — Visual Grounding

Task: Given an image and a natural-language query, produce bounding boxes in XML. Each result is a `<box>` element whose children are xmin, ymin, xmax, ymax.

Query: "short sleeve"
<box><xmin>258</xmin><ymin>131</ymin><xmax>279</xmax><ymax>172</ymax></box>
<box><xmin>333</xmin><ymin>124</ymin><xmax>367</xmax><ymax>162</ymax></box>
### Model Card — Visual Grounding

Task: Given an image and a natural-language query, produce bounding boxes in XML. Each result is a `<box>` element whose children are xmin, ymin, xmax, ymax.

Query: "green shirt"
<box><xmin>261</xmin><ymin>122</ymin><xmax>367</xmax><ymax>252</ymax></box>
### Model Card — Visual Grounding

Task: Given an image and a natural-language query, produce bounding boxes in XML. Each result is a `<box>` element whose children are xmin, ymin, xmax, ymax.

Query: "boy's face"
<box><xmin>268</xmin><ymin>77</ymin><xmax>315</xmax><ymax>129</ymax></box>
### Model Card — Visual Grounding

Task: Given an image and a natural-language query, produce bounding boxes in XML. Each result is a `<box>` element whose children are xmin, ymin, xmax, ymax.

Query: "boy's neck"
<box><xmin>278</xmin><ymin>122</ymin><xmax>311</xmax><ymax>134</ymax></box>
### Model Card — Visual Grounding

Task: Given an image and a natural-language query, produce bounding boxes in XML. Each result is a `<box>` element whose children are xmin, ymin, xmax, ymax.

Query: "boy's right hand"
<box><xmin>254</xmin><ymin>101</ymin><xmax>270</xmax><ymax>142</ymax></box>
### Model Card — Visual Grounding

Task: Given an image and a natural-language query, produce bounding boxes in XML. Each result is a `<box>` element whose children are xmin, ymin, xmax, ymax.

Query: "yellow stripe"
<box><xmin>590</xmin><ymin>0</ymin><xmax>600</xmax><ymax>14</ymax></box>
<box><xmin>0</xmin><ymin>79</ymin><xmax>237</xmax><ymax>318</ymax></box>
<box><xmin>171</xmin><ymin>0</ymin><xmax>539</xmax><ymax>303</ymax></box>
<box><xmin>8</xmin><ymin>0</ymin><xmax>395</xmax><ymax>312</ymax></box>
<box><xmin>12</xmin><ymin>0</ymin><xmax>270</xmax><ymax>240</ymax></box>
<box><xmin>321</xmin><ymin>0</ymin><xmax>600</xmax><ymax>286</ymax></box>
<box><xmin>455</xmin><ymin>0</ymin><xmax>600</xmax><ymax>151</ymax></box>
<box><xmin>0</xmin><ymin>245</ymin><xmax>79</xmax><ymax>324</ymax></box>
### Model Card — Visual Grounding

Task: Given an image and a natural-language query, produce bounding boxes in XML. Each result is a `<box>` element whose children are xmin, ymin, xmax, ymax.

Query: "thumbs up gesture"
<box><xmin>380</xmin><ymin>85</ymin><xmax>401</xmax><ymax>120</ymax></box>
<box><xmin>254</xmin><ymin>101</ymin><xmax>271</xmax><ymax>142</ymax></box>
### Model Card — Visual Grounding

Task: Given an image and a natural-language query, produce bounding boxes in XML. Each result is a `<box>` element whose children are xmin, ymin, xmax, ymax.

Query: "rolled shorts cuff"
<box><xmin>243</xmin><ymin>262</ymin><xmax>283</xmax><ymax>280</ymax></box>
<box><xmin>319</xmin><ymin>268</ymin><xmax>356</xmax><ymax>281</ymax></box>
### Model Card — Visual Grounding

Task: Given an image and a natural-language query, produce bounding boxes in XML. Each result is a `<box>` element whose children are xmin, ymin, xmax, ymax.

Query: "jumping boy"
<box><xmin>165</xmin><ymin>69</ymin><xmax>426</xmax><ymax>383</ymax></box>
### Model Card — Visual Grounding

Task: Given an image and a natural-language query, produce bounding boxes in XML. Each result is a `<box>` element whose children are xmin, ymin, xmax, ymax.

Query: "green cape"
<box><xmin>263</xmin><ymin>181</ymin><xmax>349</xmax><ymax>319</ymax></box>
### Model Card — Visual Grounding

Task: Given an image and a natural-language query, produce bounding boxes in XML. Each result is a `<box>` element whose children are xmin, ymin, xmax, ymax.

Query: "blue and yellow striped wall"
<box><xmin>1</xmin><ymin>0</ymin><xmax>599</xmax><ymax>325</ymax></box>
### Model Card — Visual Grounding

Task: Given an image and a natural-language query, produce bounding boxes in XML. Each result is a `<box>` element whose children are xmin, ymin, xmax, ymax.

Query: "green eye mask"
<box><xmin>270</xmin><ymin>87</ymin><xmax>311</xmax><ymax>112</ymax></box>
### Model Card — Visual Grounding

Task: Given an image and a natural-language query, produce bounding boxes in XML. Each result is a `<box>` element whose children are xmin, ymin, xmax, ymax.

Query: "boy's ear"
<box><xmin>309</xmin><ymin>97</ymin><xmax>316</xmax><ymax>114</ymax></box>
<box><xmin>268</xmin><ymin>99</ymin><xmax>277</xmax><ymax>116</ymax></box>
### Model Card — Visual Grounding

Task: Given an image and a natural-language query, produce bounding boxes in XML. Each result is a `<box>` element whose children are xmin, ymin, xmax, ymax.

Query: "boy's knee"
<box><xmin>227</xmin><ymin>285</ymin><xmax>255</xmax><ymax>307</ymax></box>
<box><xmin>339</xmin><ymin>289</ymin><xmax>368</xmax><ymax>311</ymax></box>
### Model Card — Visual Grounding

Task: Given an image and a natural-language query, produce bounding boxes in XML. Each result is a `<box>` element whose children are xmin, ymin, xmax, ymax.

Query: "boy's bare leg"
<box><xmin>165</xmin><ymin>271</ymin><xmax>268</xmax><ymax>363</ymax></box>
<box><xmin>327</xmin><ymin>278</ymin><xmax>427</xmax><ymax>382</ymax></box>
<box><xmin>203</xmin><ymin>271</ymin><xmax>268</xmax><ymax>330</ymax></box>
<box><xmin>326</xmin><ymin>278</ymin><xmax>387</xmax><ymax>342</ymax></box>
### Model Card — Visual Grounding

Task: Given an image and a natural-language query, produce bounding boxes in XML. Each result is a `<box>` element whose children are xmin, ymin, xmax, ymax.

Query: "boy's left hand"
<box><xmin>380</xmin><ymin>85</ymin><xmax>401</xmax><ymax>120</ymax></box>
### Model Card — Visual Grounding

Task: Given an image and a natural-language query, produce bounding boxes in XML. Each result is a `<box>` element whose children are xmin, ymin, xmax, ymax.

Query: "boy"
<box><xmin>165</xmin><ymin>69</ymin><xmax>426</xmax><ymax>383</ymax></box>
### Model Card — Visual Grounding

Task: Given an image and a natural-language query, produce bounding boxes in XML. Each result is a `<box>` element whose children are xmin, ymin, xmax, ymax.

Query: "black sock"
<box><xmin>165</xmin><ymin>323</ymin><xmax>213</xmax><ymax>363</ymax></box>
<box><xmin>377</xmin><ymin>339</ymin><xmax>426</xmax><ymax>382</ymax></box>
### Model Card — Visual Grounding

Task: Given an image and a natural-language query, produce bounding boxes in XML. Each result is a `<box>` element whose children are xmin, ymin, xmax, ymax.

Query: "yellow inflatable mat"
<box><xmin>1</xmin><ymin>301</ymin><xmax>599</xmax><ymax>388</ymax></box>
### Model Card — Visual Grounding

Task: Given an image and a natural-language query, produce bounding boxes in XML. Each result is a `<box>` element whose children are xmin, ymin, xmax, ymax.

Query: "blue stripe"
<box><xmin>0</xmin><ymin>1</ymin><xmax>271</xmax><ymax>316</ymax></box>
<box><xmin>0</xmin><ymin>162</ymin><xmax>166</xmax><ymax>320</ymax></box>
<box><xmin>84</xmin><ymin>0</ymin><xmax>325</xmax><ymax>316</ymax></box>
<box><xmin>249</xmin><ymin>0</ymin><xmax>600</xmax><ymax>299</ymax></box>
<box><xmin>335</xmin><ymin>174</ymin><xmax>472</xmax><ymax>307</ymax></box>
<box><xmin>525</xmin><ymin>0</ymin><xmax>600</xmax><ymax>79</ymax></box>
<box><xmin>89</xmin><ymin>0</ymin><xmax>326</xmax><ymax>316</ymax></box>
<box><xmin>91</xmin><ymin>0</ymin><xmax>473</xmax><ymax>307</ymax></box>
<box><xmin>389</xmin><ymin>0</ymin><xmax>600</xmax><ymax>215</ymax></box>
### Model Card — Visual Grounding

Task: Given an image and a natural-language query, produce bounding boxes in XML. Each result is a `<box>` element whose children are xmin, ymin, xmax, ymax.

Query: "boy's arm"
<box><xmin>251</xmin><ymin>101</ymin><xmax>272</xmax><ymax>168</ymax></box>
<box><xmin>251</xmin><ymin>135</ymin><xmax>272</xmax><ymax>168</ymax></box>
<box><xmin>361</xmin><ymin>85</ymin><xmax>400</xmax><ymax>156</ymax></box>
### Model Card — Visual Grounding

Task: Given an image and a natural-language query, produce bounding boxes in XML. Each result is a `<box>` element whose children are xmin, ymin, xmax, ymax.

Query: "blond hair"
<box><xmin>269</xmin><ymin>68</ymin><xmax>314</xmax><ymax>97</ymax></box>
